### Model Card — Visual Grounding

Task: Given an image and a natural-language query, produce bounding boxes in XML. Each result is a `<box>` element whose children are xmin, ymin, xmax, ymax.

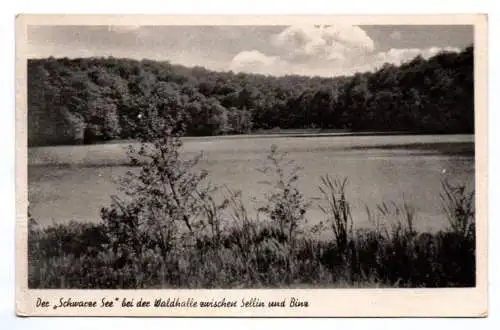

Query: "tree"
<box><xmin>100</xmin><ymin>106</ymin><xmax>214</xmax><ymax>260</ymax></box>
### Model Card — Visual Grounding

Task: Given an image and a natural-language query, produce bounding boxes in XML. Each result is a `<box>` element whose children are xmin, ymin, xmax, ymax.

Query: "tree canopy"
<box><xmin>27</xmin><ymin>46</ymin><xmax>474</xmax><ymax>146</ymax></box>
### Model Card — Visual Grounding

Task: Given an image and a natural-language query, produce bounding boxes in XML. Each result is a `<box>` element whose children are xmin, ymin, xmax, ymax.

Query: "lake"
<box><xmin>28</xmin><ymin>134</ymin><xmax>475</xmax><ymax>233</ymax></box>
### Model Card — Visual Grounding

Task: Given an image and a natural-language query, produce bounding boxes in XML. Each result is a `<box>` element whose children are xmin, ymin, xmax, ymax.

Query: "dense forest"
<box><xmin>27</xmin><ymin>46</ymin><xmax>474</xmax><ymax>146</ymax></box>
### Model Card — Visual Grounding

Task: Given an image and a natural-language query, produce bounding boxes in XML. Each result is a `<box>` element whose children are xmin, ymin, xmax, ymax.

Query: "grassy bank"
<box><xmin>27</xmin><ymin>160</ymin><xmax>475</xmax><ymax>288</ymax></box>
<box><xmin>28</xmin><ymin>216</ymin><xmax>475</xmax><ymax>288</ymax></box>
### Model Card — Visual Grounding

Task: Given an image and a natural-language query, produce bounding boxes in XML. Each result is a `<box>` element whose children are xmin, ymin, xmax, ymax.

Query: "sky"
<box><xmin>27</xmin><ymin>25</ymin><xmax>473</xmax><ymax>77</ymax></box>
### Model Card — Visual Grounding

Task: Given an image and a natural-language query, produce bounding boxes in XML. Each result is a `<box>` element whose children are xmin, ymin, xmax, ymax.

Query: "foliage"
<box><xmin>100</xmin><ymin>106</ymin><xmax>227</xmax><ymax>264</ymax></box>
<box><xmin>28</xmin><ymin>193</ymin><xmax>476</xmax><ymax>288</ymax></box>
<box><xmin>317</xmin><ymin>176</ymin><xmax>353</xmax><ymax>253</ymax></box>
<box><xmin>28</xmin><ymin>46</ymin><xmax>474</xmax><ymax>146</ymax></box>
<box><xmin>257</xmin><ymin>144</ymin><xmax>310</xmax><ymax>241</ymax></box>
<box><xmin>440</xmin><ymin>179</ymin><xmax>475</xmax><ymax>239</ymax></box>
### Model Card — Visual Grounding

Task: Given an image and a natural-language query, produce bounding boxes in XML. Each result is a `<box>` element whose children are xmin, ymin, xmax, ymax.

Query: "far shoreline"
<box><xmin>29</xmin><ymin>129</ymin><xmax>475</xmax><ymax>148</ymax></box>
<box><xmin>27</xmin><ymin>133</ymin><xmax>474</xmax><ymax>167</ymax></box>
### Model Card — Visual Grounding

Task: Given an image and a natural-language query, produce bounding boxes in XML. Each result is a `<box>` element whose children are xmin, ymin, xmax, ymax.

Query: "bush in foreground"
<box><xmin>27</xmin><ymin>206</ymin><xmax>475</xmax><ymax>288</ymax></box>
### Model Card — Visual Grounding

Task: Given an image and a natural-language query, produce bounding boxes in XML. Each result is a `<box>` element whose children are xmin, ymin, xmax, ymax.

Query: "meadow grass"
<box><xmin>28</xmin><ymin>174</ymin><xmax>475</xmax><ymax>289</ymax></box>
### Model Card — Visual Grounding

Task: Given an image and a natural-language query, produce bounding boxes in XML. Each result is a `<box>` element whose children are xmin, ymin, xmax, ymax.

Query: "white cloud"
<box><xmin>229</xmin><ymin>50</ymin><xmax>287</xmax><ymax>75</ymax></box>
<box><xmin>375</xmin><ymin>48</ymin><xmax>423</xmax><ymax>65</ymax></box>
<box><xmin>227</xmin><ymin>25</ymin><xmax>465</xmax><ymax>77</ymax></box>
<box><xmin>229</xmin><ymin>44</ymin><xmax>462</xmax><ymax>77</ymax></box>
<box><xmin>428</xmin><ymin>46</ymin><xmax>461</xmax><ymax>56</ymax></box>
<box><xmin>230</xmin><ymin>25</ymin><xmax>377</xmax><ymax>77</ymax></box>
<box><xmin>272</xmin><ymin>24</ymin><xmax>375</xmax><ymax>62</ymax></box>
<box><xmin>231</xmin><ymin>50</ymin><xmax>278</xmax><ymax>66</ymax></box>
<box><xmin>374</xmin><ymin>46</ymin><xmax>461</xmax><ymax>66</ymax></box>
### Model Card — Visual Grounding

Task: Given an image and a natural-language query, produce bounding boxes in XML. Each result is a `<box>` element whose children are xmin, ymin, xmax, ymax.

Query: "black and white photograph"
<box><xmin>16</xmin><ymin>14</ymin><xmax>488</xmax><ymax>317</ymax></box>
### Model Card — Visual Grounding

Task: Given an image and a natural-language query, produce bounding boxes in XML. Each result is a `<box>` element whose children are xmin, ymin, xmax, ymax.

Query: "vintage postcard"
<box><xmin>16</xmin><ymin>14</ymin><xmax>488</xmax><ymax>317</ymax></box>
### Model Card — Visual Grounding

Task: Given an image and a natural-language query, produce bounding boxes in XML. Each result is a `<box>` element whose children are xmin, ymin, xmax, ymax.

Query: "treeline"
<box><xmin>27</xmin><ymin>46</ymin><xmax>474</xmax><ymax>146</ymax></box>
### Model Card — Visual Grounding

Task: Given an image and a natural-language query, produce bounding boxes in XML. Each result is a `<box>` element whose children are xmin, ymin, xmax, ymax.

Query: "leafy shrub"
<box><xmin>101</xmin><ymin>107</ymin><xmax>220</xmax><ymax>263</ymax></box>
<box><xmin>257</xmin><ymin>144</ymin><xmax>311</xmax><ymax>241</ymax></box>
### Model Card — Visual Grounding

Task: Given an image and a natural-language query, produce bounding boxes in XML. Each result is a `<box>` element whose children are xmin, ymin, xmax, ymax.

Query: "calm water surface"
<box><xmin>28</xmin><ymin>135</ymin><xmax>475</xmax><ymax>232</ymax></box>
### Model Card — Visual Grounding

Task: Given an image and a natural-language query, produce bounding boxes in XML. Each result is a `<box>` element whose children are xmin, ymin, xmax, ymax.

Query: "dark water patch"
<box><xmin>346</xmin><ymin>142</ymin><xmax>474</xmax><ymax>156</ymax></box>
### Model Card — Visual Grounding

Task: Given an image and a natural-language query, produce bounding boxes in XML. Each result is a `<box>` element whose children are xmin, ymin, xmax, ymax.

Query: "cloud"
<box><xmin>229</xmin><ymin>25</ymin><xmax>375</xmax><ymax>76</ymax></box>
<box><xmin>271</xmin><ymin>24</ymin><xmax>375</xmax><ymax>62</ymax></box>
<box><xmin>375</xmin><ymin>46</ymin><xmax>461</xmax><ymax>66</ymax></box>
<box><xmin>227</xmin><ymin>25</ymin><xmax>465</xmax><ymax>77</ymax></box>
<box><xmin>229</xmin><ymin>50</ymin><xmax>287</xmax><ymax>75</ymax></box>
<box><xmin>229</xmin><ymin>24</ymin><xmax>380</xmax><ymax>77</ymax></box>
<box><xmin>231</xmin><ymin>50</ymin><xmax>278</xmax><ymax>67</ymax></box>
<box><xmin>229</xmin><ymin>44</ymin><xmax>462</xmax><ymax>77</ymax></box>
